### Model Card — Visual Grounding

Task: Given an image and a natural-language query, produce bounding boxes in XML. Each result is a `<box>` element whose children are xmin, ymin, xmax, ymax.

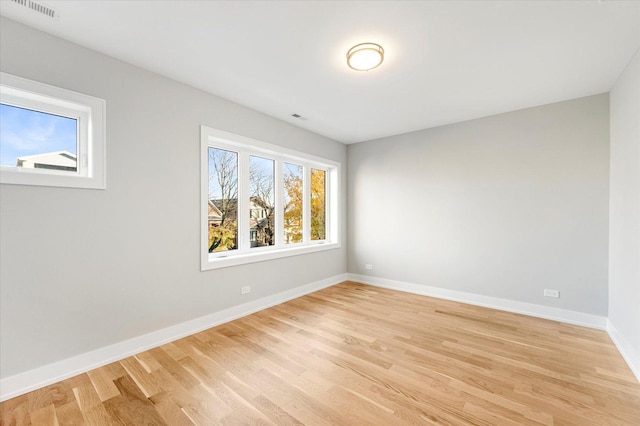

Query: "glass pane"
<box><xmin>249</xmin><ymin>155</ymin><xmax>275</xmax><ymax>247</ymax></box>
<box><xmin>0</xmin><ymin>103</ymin><xmax>78</xmax><ymax>171</ymax></box>
<box><xmin>311</xmin><ymin>168</ymin><xmax>326</xmax><ymax>241</ymax></box>
<box><xmin>208</xmin><ymin>147</ymin><xmax>238</xmax><ymax>253</ymax></box>
<box><xmin>284</xmin><ymin>163</ymin><xmax>303</xmax><ymax>244</ymax></box>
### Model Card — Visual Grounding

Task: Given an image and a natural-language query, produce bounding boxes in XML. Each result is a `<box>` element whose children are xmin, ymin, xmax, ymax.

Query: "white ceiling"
<box><xmin>1</xmin><ymin>1</ymin><xmax>639</xmax><ymax>144</ymax></box>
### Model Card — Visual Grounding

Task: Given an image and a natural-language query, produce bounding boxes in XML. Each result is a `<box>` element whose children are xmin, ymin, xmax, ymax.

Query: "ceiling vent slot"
<box><xmin>10</xmin><ymin>0</ymin><xmax>57</xmax><ymax>18</ymax></box>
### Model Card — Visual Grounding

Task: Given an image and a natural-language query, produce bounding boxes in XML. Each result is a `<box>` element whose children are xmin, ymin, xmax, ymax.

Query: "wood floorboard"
<box><xmin>2</xmin><ymin>281</ymin><xmax>639</xmax><ymax>425</ymax></box>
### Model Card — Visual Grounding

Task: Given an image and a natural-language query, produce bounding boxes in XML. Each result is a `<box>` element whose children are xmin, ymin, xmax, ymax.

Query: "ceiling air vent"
<box><xmin>10</xmin><ymin>0</ymin><xmax>58</xmax><ymax>19</ymax></box>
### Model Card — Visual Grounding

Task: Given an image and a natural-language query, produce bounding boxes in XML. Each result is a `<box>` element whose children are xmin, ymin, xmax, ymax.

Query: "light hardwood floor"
<box><xmin>2</xmin><ymin>281</ymin><xmax>639</xmax><ymax>425</ymax></box>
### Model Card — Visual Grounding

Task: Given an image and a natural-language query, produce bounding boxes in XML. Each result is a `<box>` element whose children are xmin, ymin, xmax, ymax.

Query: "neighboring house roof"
<box><xmin>210</xmin><ymin>197</ymin><xmax>273</xmax><ymax>230</ymax></box>
<box><xmin>208</xmin><ymin>200</ymin><xmax>222</xmax><ymax>218</ymax></box>
<box><xmin>250</xmin><ymin>196</ymin><xmax>272</xmax><ymax>209</ymax></box>
<box><xmin>209</xmin><ymin>198</ymin><xmax>238</xmax><ymax>225</ymax></box>
<box><xmin>16</xmin><ymin>151</ymin><xmax>77</xmax><ymax>168</ymax></box>
<box><xmin>210</xmin><ymin>198</ymin><xmax>237</xmax><ymax>212</ymax></box>
<box><xmin>210</xmin><ymin>197</ymin><xmax>272</xmax><ymax>211</ymax></box>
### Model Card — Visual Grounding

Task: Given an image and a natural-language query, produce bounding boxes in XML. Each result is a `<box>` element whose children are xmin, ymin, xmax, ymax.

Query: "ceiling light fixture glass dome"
<box><xmin>346</xmin><ymin>43</ymin><xmax>384</xmax><ymax>71</ymax></box>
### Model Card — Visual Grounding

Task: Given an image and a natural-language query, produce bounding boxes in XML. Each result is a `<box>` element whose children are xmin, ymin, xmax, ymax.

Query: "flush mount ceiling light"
<box><xmin>346</xmin><ymin>43</ymin><xmax>384</xmax><ymax>71</ymax></box>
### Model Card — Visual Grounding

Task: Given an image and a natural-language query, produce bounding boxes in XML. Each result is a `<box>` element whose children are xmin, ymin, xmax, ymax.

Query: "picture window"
<box><xmin>201</xmin><ymin>126</ymin><xmax>340</xmax><ymax>270</ymax></box>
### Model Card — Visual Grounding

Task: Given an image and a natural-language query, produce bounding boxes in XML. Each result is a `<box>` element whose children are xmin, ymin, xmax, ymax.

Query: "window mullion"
<box><xmin>328</xmin><ymin>167</ymin><xmax>337</xmax><ymax>242</ymax></box>
<box><xmin>78</xmin><ymin>112</ymin><xmax>89</xmax><ymax>177</ymax></box>
<box><xmin>274</xmin><ymin>158</ymin><xmax>284</xmax><ymax>247</ymax></box>
<box><xmin>303</xmin><ymin>164</ymin><xmax>311</xmax><ymax>244</ymax></box>
<box><xmin>324</xmin><ymin>167</ymin><xmax>331</xmax><ymax>242</ymax></box>
<box><xmin>238</xmin><ymin>151</ymin><xmax>250</xmax><ymax>253</ymax></box>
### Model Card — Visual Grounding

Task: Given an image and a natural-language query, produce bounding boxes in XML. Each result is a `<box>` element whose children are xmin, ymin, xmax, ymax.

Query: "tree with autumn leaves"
<box><xmin>284</xmin><ymin>166</ymin><xmax>326</xmax><ymax>242</ymax></box>
<box><xmin>283</xmin><ymin>165</ymin><xmax>303</xmax><ymax>243</ymax></box>
<box><xmin>310</xmin><ymin>169</ymin><xmax>326</xmax><ymax>240</ymax></box>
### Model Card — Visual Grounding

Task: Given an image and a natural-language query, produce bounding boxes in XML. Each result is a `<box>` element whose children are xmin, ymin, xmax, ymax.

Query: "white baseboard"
<box><xmin>0</xmin><ymin>273</ymin><xmax>347</xmax><ymax>402</ymax></box>
<box><xmin>348</xmin><ymin>273</ymin><xmax>608</xmax><ymax>330</ymax></box>
<box><xmin>607</xmin><ymin>320</ymin><xmax>640</xmax><ymax>382</ymax></box>
<box><xmin>4</xmin><ymin>273</ymin><xmax>636</xmax><ymax>401</ymax></box>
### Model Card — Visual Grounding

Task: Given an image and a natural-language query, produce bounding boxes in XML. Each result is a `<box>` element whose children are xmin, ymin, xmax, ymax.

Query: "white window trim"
<box><xmin>0</xmin><ymin>72</ymin><xmax>106</xmax><ymax>189</ymax></box>
<box><xmin>201</xmin><ymin>125</ymin><xmax>340</xmax><ymax>270</ymax></box>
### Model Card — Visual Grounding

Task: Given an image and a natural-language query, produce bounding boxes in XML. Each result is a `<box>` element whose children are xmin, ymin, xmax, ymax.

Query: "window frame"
<box><xmin>0</xmin><ymin>72</ymin><xmax>106</xmax><ymax>189</ymax></box>
<box><xmin>201</xmin><ymin>125</ymin><xmax>340</xmax><ymax>270</ymax></box>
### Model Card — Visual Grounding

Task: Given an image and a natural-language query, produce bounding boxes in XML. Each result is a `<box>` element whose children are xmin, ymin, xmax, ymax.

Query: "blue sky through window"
<box><xmin>208</xmin><ymin>147</ymin><xmax>238</xmax><ymax>200</ymax></box>
<box><xmin>250</xmin><ymin>155</ymin><xmax>274</xmax><ymax>205</ymax></box>
<box><xmin>0</xmin><ymin>103</ymin><xmax>77</xmax><ymax>166</ymax></box>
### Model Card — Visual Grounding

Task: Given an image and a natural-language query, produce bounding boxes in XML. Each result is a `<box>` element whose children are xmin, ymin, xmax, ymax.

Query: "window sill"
<box><xmin>0</xmin><ymin>166</ymin><xmax>106</xmax><ymax>189</ymax></box>
<box><xmin>201</xmin><ymin>242</ymin><xmax>340</xmax><ymax>271</ymax></box>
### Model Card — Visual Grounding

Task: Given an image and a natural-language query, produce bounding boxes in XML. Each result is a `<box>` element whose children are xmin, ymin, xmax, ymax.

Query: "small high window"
<box><xmin>0</xmin><ymin>72</ymin><xmax>106</xmax><ymax>189</ymax></box>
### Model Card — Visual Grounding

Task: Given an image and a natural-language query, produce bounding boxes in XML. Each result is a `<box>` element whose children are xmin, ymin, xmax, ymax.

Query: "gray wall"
<box><xmin>0</xmin><ymin>18</ymin><xmax>347</xmax><ymax>378</ymax></box>
<box><xmin>609</xmin><ymin>49</ymin><xmax>640</xmax><ymax>360</ymax></box>
<box><xmin>348</xmin><ymin>94</ymin><xmax>610</xmax><ymax>316</ymax></box>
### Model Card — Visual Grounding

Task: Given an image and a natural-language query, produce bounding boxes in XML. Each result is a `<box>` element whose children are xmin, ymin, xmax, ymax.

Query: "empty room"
<box><xmin>1</xmin><ymin>1</ymin><xmax>639</xmax><ymax>424</ymax></box>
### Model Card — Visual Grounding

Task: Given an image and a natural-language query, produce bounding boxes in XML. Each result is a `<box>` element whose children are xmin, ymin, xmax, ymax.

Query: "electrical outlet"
<box><xmin>544</xmin><ymin>289</ymin><xmax>559</xmax><ymax>298</ymax></box>
<box><xmin>365</xmin><ymin>264</ymin><xmax>373</xmax><ymax>270</ymax></box>
<box><xmin>241</xmin><ymin>286</ymin><xmax>251</xmax><ymax>295</ymax></box>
